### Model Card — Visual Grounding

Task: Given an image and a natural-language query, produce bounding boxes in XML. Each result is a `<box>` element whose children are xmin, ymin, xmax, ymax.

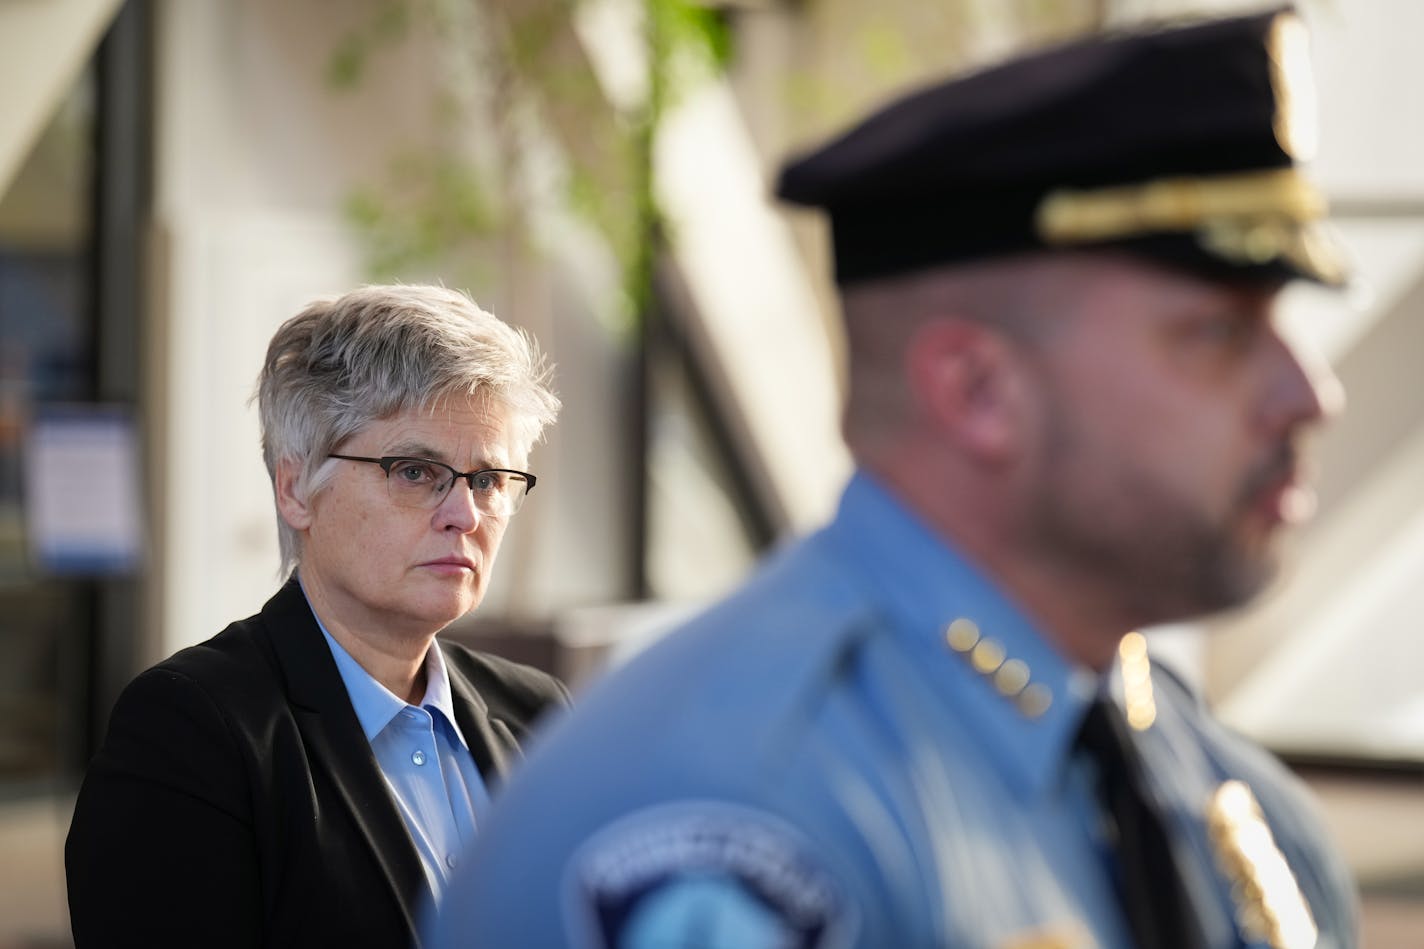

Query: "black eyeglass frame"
<box><xmin>328</xmin><ymin>454</ymin><xmax>537</xmax><ymax>514</ymax></box>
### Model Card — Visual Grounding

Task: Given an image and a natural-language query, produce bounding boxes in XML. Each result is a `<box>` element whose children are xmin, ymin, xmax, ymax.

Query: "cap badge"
<box><xmin>1269</xmin><ymin>12</ymin><xmax>1319</xmax><ymax>162</ymax></box>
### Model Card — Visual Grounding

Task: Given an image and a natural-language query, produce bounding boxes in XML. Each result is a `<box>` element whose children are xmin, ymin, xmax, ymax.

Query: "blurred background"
<box><xmin>1</xmin><ymin>0</ymin><xmax>1420</xmax><ymax>945</ymax></box>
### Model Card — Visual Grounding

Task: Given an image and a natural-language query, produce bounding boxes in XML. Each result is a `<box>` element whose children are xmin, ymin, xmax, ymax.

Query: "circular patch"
<box><xmin>563</xmin><ymin>802</ymin><xmax>858</xmax><ymax>949</ymax></box>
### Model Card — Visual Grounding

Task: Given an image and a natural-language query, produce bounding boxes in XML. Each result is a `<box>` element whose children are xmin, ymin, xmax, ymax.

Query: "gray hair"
<box><xmin>255</xmin><ymin>284</ymin><xmax>560</xmax><ymax>575</ymax></box>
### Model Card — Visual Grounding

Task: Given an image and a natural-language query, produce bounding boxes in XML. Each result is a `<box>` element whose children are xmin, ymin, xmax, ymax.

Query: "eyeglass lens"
<box><xmin>385</xmin><ymin>458</ymin><xmax>528</xmax><ymax>515</ymax></box>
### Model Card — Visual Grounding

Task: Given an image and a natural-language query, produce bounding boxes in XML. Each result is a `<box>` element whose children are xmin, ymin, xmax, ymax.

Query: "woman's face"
<box><xmin>281</xmin><ymin>392</ymin><xmax>523</xmax><ymax>643</ymax></box>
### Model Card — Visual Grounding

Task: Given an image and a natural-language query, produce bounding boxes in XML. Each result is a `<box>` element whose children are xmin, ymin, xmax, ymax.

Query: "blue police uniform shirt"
<box><xmin>317</xmin><ymin>618</ymin><xmax>491</xmax><ymax>904</ymax></box>
<box><xmin>429</xmin><ymin>472</ymin><xmax>1357</xmax><ymax>948</ymax></box>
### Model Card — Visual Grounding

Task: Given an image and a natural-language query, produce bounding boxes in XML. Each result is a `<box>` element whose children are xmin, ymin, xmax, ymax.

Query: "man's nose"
<box><xmin>1262</xmin><ymin>328</ymin><xmax>1345</xmax><ymax>435</ymax></box>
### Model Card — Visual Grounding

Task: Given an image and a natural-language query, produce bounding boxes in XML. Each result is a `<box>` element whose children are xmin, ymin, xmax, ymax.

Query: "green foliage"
<box><xmin>342</xmin><ymin>155</ymin><xmax>499</xmax><ymax>284</ymax></box>
<box><xmin>325</xmin><ymin>0</ymin><xmax>412</xmax><ymax>90</ymax></box>
<box><xmin>857</xmin><ymin>20</ymin><xmax>912</xmax><ymax>78</ymax></box>
<box><xmin>327</xmin><ymin>0</ymin><xmax>732</xmax><ymax>335</ymax></box>
<box><xmin>502</xmin><ymin>0</ymin><xmax>572</xmax><ymax>75</ymax></box>
<box><xmin>654</xmin><ymin>0</ymin><xmax>732</xmax><ymax>74</ymax></box>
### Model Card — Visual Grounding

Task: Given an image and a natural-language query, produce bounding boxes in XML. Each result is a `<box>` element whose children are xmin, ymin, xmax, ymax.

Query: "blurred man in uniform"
<box><xmin>429</xmin><ymin>7</ymin><xmax>1358</xmax><ymax>948</ymax></box>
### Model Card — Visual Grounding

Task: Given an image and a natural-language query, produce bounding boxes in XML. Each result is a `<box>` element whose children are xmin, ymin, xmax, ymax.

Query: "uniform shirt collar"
<box><xmin>302</xmin><ymin>588</ymin><xmax>471</xmax><ymax>751</ymax></box>
<box><xmin>824</xmin><ymin>471</ymin><xmax>1098</xmax><ymax>797</ymax></box>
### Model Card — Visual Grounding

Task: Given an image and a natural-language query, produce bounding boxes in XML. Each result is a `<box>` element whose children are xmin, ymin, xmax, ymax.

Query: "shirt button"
<box><xmin>446</xmin><ymin>854</ymin><xmax>458</xmax><ymax>870</ymax></box>
<box><xmin>411</xmin><ymin>749</ymin><xmax>427</xmax><ymax>766</ymax></box>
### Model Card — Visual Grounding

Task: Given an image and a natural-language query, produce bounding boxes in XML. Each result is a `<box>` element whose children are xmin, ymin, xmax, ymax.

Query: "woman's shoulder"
<box><xmin>440</xmin><ymin>639</ymin><xmax>571</xmax><ymax>716</ymax></box>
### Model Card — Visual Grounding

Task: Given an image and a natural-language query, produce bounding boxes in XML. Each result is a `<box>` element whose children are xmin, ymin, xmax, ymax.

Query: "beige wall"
<box><xmin>0</xmin><ymin>0</ymin><xmax>122</xmax><ymax>198</ymax></box>
<box><xmin>147</xmin><ymin>0</ymin><xmax>638</xmax><ymax>657</ymax></box>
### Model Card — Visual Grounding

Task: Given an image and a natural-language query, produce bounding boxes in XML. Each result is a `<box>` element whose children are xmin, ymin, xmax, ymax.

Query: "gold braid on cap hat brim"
<box><xmin>1034</xmin><ymin>167</ymin><xmax>1345</xmax><ymax>284</ymax></box>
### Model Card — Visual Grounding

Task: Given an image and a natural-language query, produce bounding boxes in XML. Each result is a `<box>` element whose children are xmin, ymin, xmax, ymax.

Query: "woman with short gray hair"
<box><xmin>67</xmin><ymin>284</ymin><xmax>567</xmax><ymax>948</ymax></box>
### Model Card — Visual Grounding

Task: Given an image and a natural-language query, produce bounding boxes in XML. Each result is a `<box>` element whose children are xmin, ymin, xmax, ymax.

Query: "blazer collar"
<box><xmin>442</xmin><ymin>649</ymin><xmax>520</xmax><ymax>784</ymax></box>
<box><xmin>259</xmin><ymin>578</ymin><xmax>428</xmax><ymax>943</ymax></box>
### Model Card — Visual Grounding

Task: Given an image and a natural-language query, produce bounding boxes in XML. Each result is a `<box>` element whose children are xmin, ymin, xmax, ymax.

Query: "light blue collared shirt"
<box><xmin>428</xmin><ymin>471</ymin><xmax>1359</xmax><ymax>948</ymax></box>
<box><xmin>317</xmin><ymin>618</ymin><xmax>491</xmax><ymax>904</ymax></box>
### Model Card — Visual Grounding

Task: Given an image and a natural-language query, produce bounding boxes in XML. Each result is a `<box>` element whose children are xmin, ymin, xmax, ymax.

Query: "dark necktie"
<box><xmin>1077</xmin><ymin>697</ymin><xmax>1204</xmax><ymax>949</ymax></box>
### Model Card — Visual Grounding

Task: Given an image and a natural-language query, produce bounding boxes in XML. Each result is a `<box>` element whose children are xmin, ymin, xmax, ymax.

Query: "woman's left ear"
<box><xmin>274</xmin><ymin>458</ymin><xmax>314</xmax><ymax>531</ymax></box>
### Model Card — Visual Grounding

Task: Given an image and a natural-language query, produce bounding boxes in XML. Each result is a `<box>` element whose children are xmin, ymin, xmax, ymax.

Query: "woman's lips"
<box><xmin>420</xmin><ymin>557</ymin><xmax>477</xmax><ymax>576</ymax></box>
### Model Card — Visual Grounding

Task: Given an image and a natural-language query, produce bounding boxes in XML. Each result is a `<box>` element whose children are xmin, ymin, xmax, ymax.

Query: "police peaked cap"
<box><xmin>775</xmin><ymin>6</ymin><xmax>1346</xmax><ymax>287</ymax></box>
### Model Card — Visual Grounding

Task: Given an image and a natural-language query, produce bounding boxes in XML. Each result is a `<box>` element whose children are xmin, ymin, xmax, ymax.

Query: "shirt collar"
<box><xmin>823</xmin><ymin>471</ymin><xmax>1098</xmax><ymax>798</ymax></box>
<box><xmin>303</xmin><ymin>589</ymin><xmax>471</xmax><ymax>751</ymax></box>
<box><xmin>421</xmin><ymin>638</ymin><xmax>471</xmax><ymax>749</ymax></box>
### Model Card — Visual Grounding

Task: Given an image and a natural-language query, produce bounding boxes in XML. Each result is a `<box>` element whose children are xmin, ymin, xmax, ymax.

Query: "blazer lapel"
<box><xmin>444</xmin><ymin>644</ymin><xmax>520</xmax><ymax>786</ymax></box>
<box><xmin>259</xmin><ymin>580</ymin><xmax>427</xmax><ymax>940</ymax></box>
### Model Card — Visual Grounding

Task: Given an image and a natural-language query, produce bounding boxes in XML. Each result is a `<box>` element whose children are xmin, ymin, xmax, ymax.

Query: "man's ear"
<box><xmin>905</xmin><ymin>318</ymin><xmax>1027</xmax><ymax>463</ymax></box>
<box><xmin>274</xmin><ymin>458</ymin><xmax>314</xmax><ymax>531</ymax></box>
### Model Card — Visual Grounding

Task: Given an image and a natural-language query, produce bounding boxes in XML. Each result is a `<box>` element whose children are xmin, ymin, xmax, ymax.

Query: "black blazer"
<box><xmin>65</xmin><ymin>579</ymin><xmax>568</xmax><ymax>948</ymax></box>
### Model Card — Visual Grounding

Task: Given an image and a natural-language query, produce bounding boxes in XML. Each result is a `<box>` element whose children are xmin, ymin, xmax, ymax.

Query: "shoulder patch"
<box><xmin>563</xmin><ymin>802</ymin><xmax>858</xmax><ymax>949</ymax></box>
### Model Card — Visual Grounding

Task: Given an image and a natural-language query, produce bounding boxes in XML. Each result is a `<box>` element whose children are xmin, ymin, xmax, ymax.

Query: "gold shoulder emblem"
<box><xmin>995</xmin><ymin>923</ymin><xmax>1093</xmax><ymax>949</ymax></box>
<box><xmin>1206</xmin><ymin>780</ymin><xmax>1318</xmax><ymax>949</ymax></box>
